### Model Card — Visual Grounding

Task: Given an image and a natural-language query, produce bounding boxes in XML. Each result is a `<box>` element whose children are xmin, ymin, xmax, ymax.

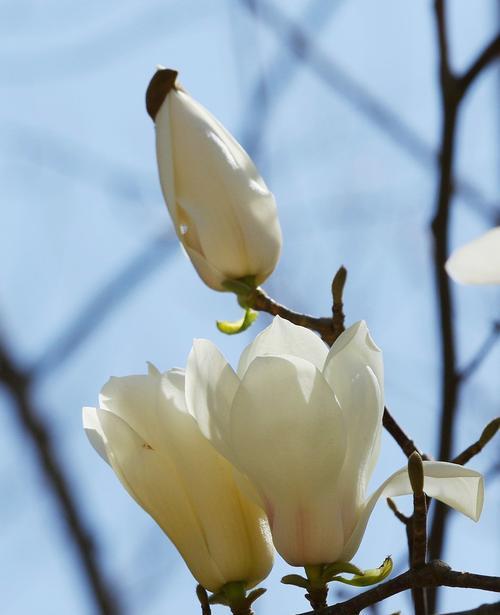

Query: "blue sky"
<box><xmin>0</xmin><ymin>1</ymin><xmax>499</xmax><ymax>614</ymax></box>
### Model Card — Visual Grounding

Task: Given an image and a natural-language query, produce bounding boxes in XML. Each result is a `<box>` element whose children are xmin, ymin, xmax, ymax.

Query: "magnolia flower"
<box><xmin>83</xmin><ymin>365</ymin><xmax>273</xmax><ymax>592</ymax></box>
<box><xmin>186</xmin><ymin>317</ymin><xmax>484</xmax><ymax>566</ymax></box>
<box><xmin>446</xmin><ymin>227</ymin><xmax>500</xmax><ymax>284</ymax></box>
<box><xmin>145</xmin><ymin>68</ymin><xmax>282</xmax><ymax>291</ymax></box>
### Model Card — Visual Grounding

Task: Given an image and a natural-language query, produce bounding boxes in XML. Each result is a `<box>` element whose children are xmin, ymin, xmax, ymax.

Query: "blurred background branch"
<box><xmin>0</xmin><ymin>336</ymin><xmax>121</xmax><ymax>614</ymax></box>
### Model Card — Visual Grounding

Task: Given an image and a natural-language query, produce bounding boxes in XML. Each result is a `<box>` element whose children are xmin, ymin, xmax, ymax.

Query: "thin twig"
<box><xmin>251</xmin><ymin>287</ymin><xmax>333</xmax><ymax>340</ymax></box>
<box><xmin>409</xmin><ymin>453</ymin><xmax>428</xmax><ymax>615</ymax></box>
<box><xmin>196</xmin><ymin>585</ymin><xmax>212</xmax><ymax>615</ymax></box>
<box><xmin>298</xmin><ymin>561</ymin><xmax>500</xmax><ymax>615</ymax></box>
<box><xmin>428</xmin><ymin>5</ymin><xmax>461</xmax><ymax>610</ymax></box>
<box><xmin>331</xmin><ymin>266</ymin><xmax>347</xmax><ymax>343</ymax></box>
<box><xmin>458</xmin><ymin>34</ymin><xmax>500</xmax><ymax>96</ymax></box>
<box><xmin>440</xmin><ymin>601</ymin><xmax>500</xmax><ymax>615</ymax></box>
<box><xmin>251</xmin><ymin>288</ymin><xmax>430</xmax><ymax>460</ymax></box>
<box><xmin>452</xmin><ymin>418</ymin><xmax>500</xmax><ymax>466</ymax></box>
<box><xmin>459</xmin><ymin>323</ymin><xmax>500</xmax><ymax>381</ymax></box>
<box><xmin>383</xmin><ymin>407</ymin><xmax>431</xmax><ymax>461</ymax></box>
<box><xmin>0</xmin><ymin>340</ymin><xmax>121</xmax><ymax>615</ymax></box>
<box><xmin>428</xmin><ymin>8</ymin><xmax>500</xmax><ymax>611</ymax></box>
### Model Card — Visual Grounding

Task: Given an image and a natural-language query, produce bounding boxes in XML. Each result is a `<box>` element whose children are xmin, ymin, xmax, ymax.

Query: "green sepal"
<box><xmin>221</xmin><ymin>276</ymin><xmax>257</xmax><ymax>296</ymax></box>
<box><xmin>208</xmin><ymin>581</ymin><xmax>266</xmax><ymax>610</ymax></box>
<box><xmin>246</xmin><ymin>587</ymin><xmax>267</xmax><ymax>604</ymax></box>
<box><xmin>281</xmin><ymin>574</ymin><xmax>310</xmax><ymax>589</ymax></box>
<box><xmin>322</xmin><ymin>561</ymin><xmax>365</xmax><ymax>582</ymax></box>
<box><xmin>332</xmin><ymin>556</ymin><xmax>393</xmax><ymax>587</ymax></box>
<box><xmin>207</xmin><ymin>592</ymin><xmax>229</xmax><ymax>606</ymax></box>
<box><xmin>216</xmin><ymin>307</ymin><xmax>258</xmax><ymax>335</ymax></box>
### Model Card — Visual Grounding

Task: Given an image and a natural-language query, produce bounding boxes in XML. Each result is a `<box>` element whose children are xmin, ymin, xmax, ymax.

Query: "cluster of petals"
<box><xmin>186</xmin><ymin>317</ymin><xmax>484</xmax><ymax>566</ymax></box>
<box><xmin>83</xmin><ymin>366</ymin><xmax>273</xmax><ymax>592</ymax></box>
<box><xmin>83</xmin><ymin>317</ymin><xmax>484</xmax><ymax>590</ymax></box>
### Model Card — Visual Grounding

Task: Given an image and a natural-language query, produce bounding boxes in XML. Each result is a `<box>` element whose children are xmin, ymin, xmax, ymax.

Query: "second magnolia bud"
<box><xmin>146</xmin><ymin>68</ymin><xmax>282</xmax><ymax>291</ymax></box>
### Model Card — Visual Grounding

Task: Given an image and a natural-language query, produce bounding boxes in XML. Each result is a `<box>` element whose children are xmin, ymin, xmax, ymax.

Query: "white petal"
<box><xmin>237</xmin><ymin>316</ymin><xmax>329</xmax><ymax>377</ymax></box>
<box><xmin>98</xmin><ymin>367</ymin><xmax>187</xmax><ymax>453</ymax></box>
<box><xmin>94</xmin><ymin>406</ymin><xmax>273</xmax><ymax>591</ymax></box>
<box><xmin>156</xmin><ymin>95</ymin><xmax>178</xmax><ymax>227</ymax></box>
<box><xmin>230</xmin><ymin>354</ymin><xmax>347</xmax><ymax>564</ymax></box>
<box><xmin>446</xmin><ymin>227</ymin><xmax>500</xmax><ymax>285</ymax></box>
<box><xmin>183</xmin><ymin>244</ymin><xmax>226</xmax><ymax>290</ymax></box>
<box><xmin>166</xmin><ymin>89</ymin><xmax>281</xmax><ymax>282</ymax></box>
<box><xmin>82</xmin><ymin>406</ymin><xmax>110</xmax><ymax>465</ymax></box>
<box><xmin>186</xmin><ymin>339</ymin><xmax>239</xmax><ymax>460</ymax></box>
<box><xmin>322</xmin><ymin>321</ymin><xmax>384</xmax><ymax>526</ymax></box>
<box><xmin>340</xmin><ymin>461</ymin><xmax>484</xmax><ymax>562</ymax></box>
<box><xmin>324</xmin><ymin>320</ymin><xmax>383</xmax><ymax>395</ymax></box>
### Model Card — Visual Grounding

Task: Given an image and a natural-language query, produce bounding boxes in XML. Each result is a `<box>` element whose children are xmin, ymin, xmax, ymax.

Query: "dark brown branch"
<box><xmin>440</xmin><ymin>601</ymin><xmax>500</xmax><ymax>615</ymax></box>
<box><xmin>251</xmin><ymin>288</ymin><xmax>430</xmax><ymax>460</ymax></box>
<box><xmin>196</xmin><ymin>585</ymin><xmax>212</xmax><ymax>615</ymax></box>
<box><xmin>298</xmin><ymin>561</ymin><xmax>500</xmax><ymax>615</ymax></box>
<box><xmin>459</xmin><ymin>323</ymin><xmax>500</xmax><ymax>381</ymax></box>
<box><xmin>331</xmin><ymin>266</ymin><xmax>347</xmax><ymax>343</ymax></box>
<box><xmin>383</xmin><ymin>407</ymin><xmax>431</xmax><ymax>461</ymax></box>
<box><xmin>458</xmin><ymin>34</ymin><xmax>500</xmax><ymax>96</ymax></box>
<box><xmin>428</xmin><ymin>5</ymin><xmax>461</xmax><ymax>611</ymax></box>
<box><xmin>452</xmin><ymin>418</ymin><xmax>500</xmax><ymax>466</ymax></box>
<box><xmin>408</xmin><ymin>453</ymin><xmax>428</xmax><ymax>615</ymax></box>
<box><xmin>0</xmin><ymin>340</ymin><xmax>121</xmax><ymax>615</ymax></box>
<box><xmin>251</xmin><ymin>287</ymin><xmax>334</xmax><ymax>340</ymax></box>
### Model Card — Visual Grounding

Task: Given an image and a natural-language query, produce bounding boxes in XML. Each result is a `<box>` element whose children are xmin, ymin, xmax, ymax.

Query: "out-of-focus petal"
<box><xmin>446</xmin><ymin>227</ymin><xmax>500</xmax><ymax>285</ymax></box>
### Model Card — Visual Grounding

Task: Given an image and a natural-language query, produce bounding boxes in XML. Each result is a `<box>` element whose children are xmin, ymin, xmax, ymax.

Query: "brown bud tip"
<box><xmin>145</xmin><ymin>68</ymin><xmax>178</xmax><ymax>121</ymax></box>
<box><xmin>332</xmin><ymin>265</ymin><xmax>347</xmax><ymax>303</ymax></box>
<box><xmin>408</xmin><ymin>451</ymin><xmax>424</xmax><ymax>495</ymax></box>
<box><xmin>386</xmin><ymin>497</ymin><xmax>398</xmax><ymax>513</ymax></box>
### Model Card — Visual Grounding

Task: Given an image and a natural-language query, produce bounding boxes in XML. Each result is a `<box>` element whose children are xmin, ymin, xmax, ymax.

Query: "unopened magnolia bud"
<box><xmin>146</xmin><ymin>67</ymin><xmax>282</xmax><ymax>291</ymax></box>
<box><xmin>408</xmin><ymin>452</ymin><xmax>424</xmax><ymax>495</ymax></box>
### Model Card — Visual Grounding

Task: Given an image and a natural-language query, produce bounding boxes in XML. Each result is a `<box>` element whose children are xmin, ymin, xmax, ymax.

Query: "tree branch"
<box><xmin>250</xmin><ymin>287</ymin><xmax>334</xmax><ymax>341</ymax></box>
<box><xmin>458</xmin><ymin>33</ymin><xmax>500</xmax><ymax>97</ymax></box>
<box><xmin>428</xmin><ymin>5</ymin><xmax>461</xmax><ymax>610</ymax></box>
<box><xmin>0</xmin><ymin>340</ymin><xmax>121</xmax><ymax>614</ymax></box>
<box><xmin>440</xmin><ymin>601</ymin><xmax>500</xmax><ymax>615</ymax></box>
<box><xmin>409</xmin><ymin>453</ymin><xmax>428</xmax><ymax>615</ymax></box>
<box><xmin>452</xmin><ymin>418</ymin><xmax>500</xmax><ymax>466</ymax></box>
<box><xmin>298</xmin><ymin>561</ymin><xmax>500</xmax><ymax>615</ymax></box>
<box><xmin>383</xmin><ymin>408</ymin><xmax>431</xmax><ymax>461</ymax></box>
<box><xmin>238</xmin><ymin>0</ymin><xmax>499</xmax><ymax>221</ymax></box>
<box><xmin>459</xmin><ymin>323</ymin><xmax>500</xmax><ymax>382</ymax></box>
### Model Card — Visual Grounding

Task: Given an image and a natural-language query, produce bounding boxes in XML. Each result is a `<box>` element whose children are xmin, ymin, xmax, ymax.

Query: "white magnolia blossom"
<box><xmin>186</xmin><ymin>316</ymin><xmax>484</xmax><ymax>566</ymax></box>
<box><xmin>83</xmin><ymin>365</ymin><xmax>273</xmax><ymax>592</ymax></box>
<box><xmin>446</xmin><ymin>227</ymin><xmax>500</xmax><ymax>284</ymax></box>
<box><xmin>146</xmin><ymin>68</ymin><xmax>282</xmax><ymax>291</ymax></box>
